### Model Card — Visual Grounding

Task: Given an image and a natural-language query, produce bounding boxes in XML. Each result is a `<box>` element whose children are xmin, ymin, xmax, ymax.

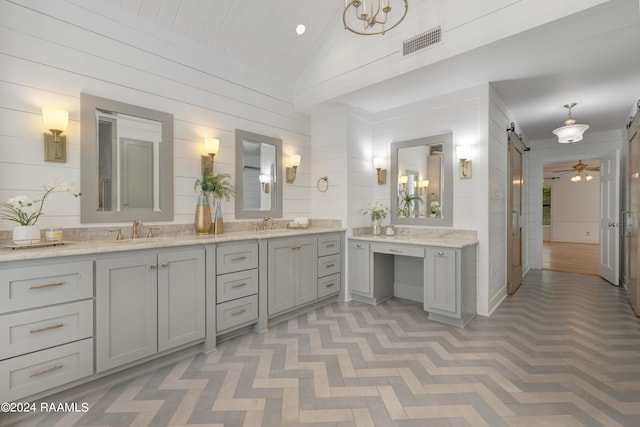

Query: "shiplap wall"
<box><xmin>0</xmin><ymin>0</ymin><xmax>312</xmax><ymax>231</ymax></box>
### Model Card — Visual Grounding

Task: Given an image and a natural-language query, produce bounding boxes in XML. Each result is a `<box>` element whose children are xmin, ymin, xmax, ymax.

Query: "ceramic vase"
<box><xmin>194</xmin><ymin>193</ymin><xmax>212</xmax><ymax>235</ymax></box>
<box><xmin>13</xmin><ymin>225</ymin><xmax>41</xmax><ymax>245</ymax></box>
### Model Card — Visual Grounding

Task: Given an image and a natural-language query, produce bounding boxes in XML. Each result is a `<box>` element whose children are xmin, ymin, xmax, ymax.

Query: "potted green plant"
<box><xmin>194</xmin><ymin>166</ymin><xmax>235</xmax><ymax>234</ymax></box>
<box><xmin>400</xmin><ymin>193</ymin><xmax>422</xmax><ymax>217</ymax></box>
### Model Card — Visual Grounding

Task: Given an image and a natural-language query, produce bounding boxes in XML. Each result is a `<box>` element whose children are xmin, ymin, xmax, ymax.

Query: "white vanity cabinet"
<box><xmin>268</xmin><ymin>235</ymin><xmax>318</xmax><ymax>317</ymax></box>
<box><xmin>216</xmin><ymin>241</ymin><xmax>259</xmax><ymax>333</ymax></box>
<box><xmin>96</xmin><ymin>247</ymin><xmax>205</xmax><ymax>372</ymax></box>
<box><xmin>0</xmin><ymin>259</ymin><xmax>94</xmax><ymax>401</ymax></box>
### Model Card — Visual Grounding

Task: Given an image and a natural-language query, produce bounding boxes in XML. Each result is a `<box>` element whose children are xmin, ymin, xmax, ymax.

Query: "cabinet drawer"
<box><xmin>370</xmin><ymin>243</ymin><xmax>424</xmax><ymax>258</ymax></box>
<box><xmin>0</xmin><ymin>338</ymin><xmax>93</xmax><ymax>401</ymax></box>
<box><xmin>216</xmin><ymin>242</ymin><xmax>258</xmax><ymax>274</ymax></box>
<box><xmin>216</xmin><ymin>269</ymin><xmax>258</xmax><ymax>303</ymax></box>
<box><xmin>0</xmin><ymin>300</ymin><xmax>93</xmax><ymax>360</ymax></box>
<box><xmin>318</xmin><ymin>254</ymin><xmax>341</xmax><ymax>277</ymax></box>
<box><xmin>217</xmin><ymin>295</ymin><xmax>258</xmax><ymax>332</ymax></box>
<box><xmin>318</xmin><ymin>234</ymin><xmax>341</xmax><ymax>257</ymax></box>
<box><xmin>318</xmin><ymin>273</ymin><xmax>341</xmax><ymax>298</ymax></box>
<box><xmin>0</xmin><ymin>261</ymin><xmax>93</xmax><ymax>313</ymax></box>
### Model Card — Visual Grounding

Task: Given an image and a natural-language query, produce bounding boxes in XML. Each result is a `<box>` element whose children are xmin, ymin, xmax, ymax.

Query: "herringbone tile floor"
<box><xmin>6</xmin><ymin>269</ymin><xmax>640</xmax><ymax>427</ymax></box>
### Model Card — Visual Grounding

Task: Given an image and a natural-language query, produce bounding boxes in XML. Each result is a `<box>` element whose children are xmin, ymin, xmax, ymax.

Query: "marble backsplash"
<box><xmin>0</xmin><ymin>218</ymin><xmax>342</xmax><ymax>242</ymax></box>
<box><xmin>352</xmin><ymin>225</ymin><xmax>476</xmax><ymax>241</ymax></box>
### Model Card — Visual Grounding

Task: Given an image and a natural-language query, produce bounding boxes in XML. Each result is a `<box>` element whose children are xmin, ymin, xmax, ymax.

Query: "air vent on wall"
<box><xmin>403</xmin><ymin>26</ymin><xmax>442</xmax><ymax>56</ymax></box>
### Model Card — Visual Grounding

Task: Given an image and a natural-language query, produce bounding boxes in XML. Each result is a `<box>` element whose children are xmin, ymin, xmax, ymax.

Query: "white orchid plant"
<box><xmin>0</xmin><ymin>180</ymin><xmax>81</xmax><ymax>226</ymax></box>
<box><xmin>361</xmin><ymin>202</ymin><xmax>389</xmax><ymax>221</ymax></box>
<box><xmin>430</xmin><ymin>200</ymin><xmax>441</xmax><ymax>215</ymax></box>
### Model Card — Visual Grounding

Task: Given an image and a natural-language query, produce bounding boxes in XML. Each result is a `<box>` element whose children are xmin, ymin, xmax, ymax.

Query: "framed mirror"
<box><xmin>235</xmin><ymin>129</ymin><xmax>283</xmax><ymax>219</ymax></box>
<box><xmin>390</xmin><ymin>132</ymin><xmax>453</xmax><ymax>226</ymax></box>
<box><xmin>80</xmin><ymin>93</ymin><xmax>173</xmax><ymax>223</ymax></box>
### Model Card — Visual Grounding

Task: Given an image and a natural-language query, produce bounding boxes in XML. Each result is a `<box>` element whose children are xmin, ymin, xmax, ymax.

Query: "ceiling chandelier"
<box><xmin>569</xmin><ymin>170</ymin><xmax>593</xmax><ymax>182</ymax></box>
<box><xmin>552</xmin><ymin>103</ymin><xmax>589</xmax><ymax>143</ymax></box>
<box><xmin>343</xmin><ymin>0</ymin><xmax>409</xmax><ymax>35</ymax></box>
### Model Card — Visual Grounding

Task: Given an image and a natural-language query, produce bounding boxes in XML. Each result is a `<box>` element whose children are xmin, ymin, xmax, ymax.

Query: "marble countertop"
<box><xmin>0</xmin><ymin>227</ymin><xmax>344</xmax><ymax>263</ymax></box>
<box><xmin>349</xmin><ymin>233</ymin><xmax>478</xmax><ymax>249</ymax></box>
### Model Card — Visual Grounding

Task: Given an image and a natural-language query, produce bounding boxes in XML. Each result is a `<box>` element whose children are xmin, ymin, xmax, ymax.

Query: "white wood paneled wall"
<box><xmin>0</xmin><ymin>0</ymin><xmax>312</xmax><ymax>231</ymax></box>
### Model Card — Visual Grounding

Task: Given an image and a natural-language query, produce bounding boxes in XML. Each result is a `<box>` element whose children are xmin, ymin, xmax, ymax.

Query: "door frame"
<box><xmin>525</xmin><ymin>142</ymin><xmax>623</xmax><ymax>272</ymax></box>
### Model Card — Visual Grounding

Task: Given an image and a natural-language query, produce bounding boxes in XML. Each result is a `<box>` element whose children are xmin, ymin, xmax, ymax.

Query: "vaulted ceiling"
<box><xmin>104</xmin><ymin>0</ymin><xmax>640</xmax><ymax>143</ymax></box>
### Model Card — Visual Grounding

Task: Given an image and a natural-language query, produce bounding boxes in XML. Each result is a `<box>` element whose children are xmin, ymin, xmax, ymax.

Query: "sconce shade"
<box><xmin>422</xmin><ymin>180</ymin><xmax>429</xmax><ymax>188</ymax></box>
<box><xmin>42</xmin><ymin>108</ymin><xmax>69</xmax><ymax>132</ymax></box>
<box><xmin>399</xmin><ymin>175</ymin><xmax>408</xmax><ymax>185</ymax></box>
<box><xmin>204</xmin><ymin>138</ymin><xmax>220</xmax><ymax>155</ymax></box>
<box><xmin>373</xmin><ymin>157</ymin><xmax>384</xmax><ymax>169</ymax></box>
<box><xmin>290</xmin><ymin>154</ymin><xmax>301</xmax><ymax>168</ymax></box>
<box><xmin>456</xmin><ymin>145</ymin><xmax>472</xmax><ymax>160</ymax></box>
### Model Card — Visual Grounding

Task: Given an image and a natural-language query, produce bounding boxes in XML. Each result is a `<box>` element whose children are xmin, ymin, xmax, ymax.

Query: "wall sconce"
<box><xmin>373</xmin><ymin>157</ymin><xmax>386</xmax><ymax>185</ymax></box>
<box><xmin>420</xmin><ymin>179</ymin><xmax>429</xmax><ymax>195</ymax></box>
<box><xmin>456</xmin><ymin>145</ymin><xmax>472</xmax><ymax>179</ymax></box>
<box><xmin>286</xmin><ymin>154</ymin><xmax>301</xmax><ymax>183</ymax></box>
<box><xmin>42</xmin><ymin>108</ymin><xmax>69</xmax><ymax>162</ymax></box>
<box><xmin>201</xmin><ymin>137</ymin><xmax>220</xmax><ymax>174</ymax></box>
<box><xmin>399</xmin><ymin>175</ymin><xmax>408</xmax><ymax>192</ymax></box>
<box><xmin>259</xmin><ymin>174</ymin><xmax>271</xmax><ymax>193</ymax></box>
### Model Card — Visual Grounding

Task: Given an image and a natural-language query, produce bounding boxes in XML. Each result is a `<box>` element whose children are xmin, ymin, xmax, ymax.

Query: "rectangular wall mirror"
<box><xmin>80</xmin><ymin>93</ymin><xmax>174</xmax><ymax>223</ymax></box>
<box><xmin>390</xmin><ymin>132</ymin><xmax>453</xmax><ymax>227</ymax></box>
<box><xmin>235</xmin><ymin>129</ymin><xmax>283</xmax><ymax>219</ymax></box>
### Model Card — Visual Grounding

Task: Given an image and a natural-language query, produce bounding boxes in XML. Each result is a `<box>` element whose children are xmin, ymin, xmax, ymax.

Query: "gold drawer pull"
<box><xmin>326</xmin><ymin>283</ymin><xmax>336</xmax><ymax>287</ymax></box>
<box><xmin>30</xmin><ymin>323</ymin><xmax>64</xmax><ymax>334</ymax></box>
<box><xmin>30</xmin><ymin>364</ymin><xmax>64</xmax><ymax>377</ymax></box>
<box><xmin>231</xmin><ymin>256</ymin><xmax>247</xmax><ymax>261</ymax></box>
<box><xmin>325</xmin><ymin>243</ymin><xmax>336</xmax><ymax>247</ymax></box>
<box><xmin>150</xmin><ymin>264</ymin><xmax>157</xmax><ymax>269</ymax></box>
<box><xmin>389</xmin><ymin>248</ymin><xmax>402</xmax><ymax>253</ymax></box>
<box><xmin>356</xmin><ymin>244</ymin><xmax>362</xmax><ymax>249</ymax></box>
<box><xmin>161</xmin><ymin>262</ymin><xmax>169</xmax><ymax>268</ymax></box>
<box><xmin>231</xmin><ymin>309</ymin><xmax>247</xmax><ymax>316</ymax></box>
<box><xmin>437</xmin><ymin>251</ymin><xmax>444</xmax><ymax>256</ymax></box>
<box><xmin>231</xmin><ymin>282</ymin><xmax>247</xmax><ymax>288</ymax></box>
<box><xmin>30</xmin><ymin>282</ymin><xmax>64</xmax><ymax>290</ymax></box>
<box><xmin>325</xmin><ymin>263</ymin><xmax>336</xmax><ymax>268</ymax></box>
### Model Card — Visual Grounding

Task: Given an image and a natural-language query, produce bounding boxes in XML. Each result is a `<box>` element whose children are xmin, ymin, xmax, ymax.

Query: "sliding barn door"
<box><xmin>507</xmin><ymin>130</ymin><xmax>525</xmax><ymax>295</ymax></box>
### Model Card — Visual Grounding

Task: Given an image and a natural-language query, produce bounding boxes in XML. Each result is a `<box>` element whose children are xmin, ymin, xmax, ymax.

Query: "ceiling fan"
<box><xmin>553</xmin><ymin>160</ymin><xmax>600</xmax><ymax>182</ymax></box>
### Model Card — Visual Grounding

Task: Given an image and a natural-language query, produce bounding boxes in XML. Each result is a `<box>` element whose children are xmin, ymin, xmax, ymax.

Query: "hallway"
<box><xmin>6</xmin><ymin>270</ymin><xmax>640</xmax><ymax>427</ymax></box>
<box><xmin>543</xmin><ymin>241</ymin><xmax>600</xmax><ymax>276</ymax></box>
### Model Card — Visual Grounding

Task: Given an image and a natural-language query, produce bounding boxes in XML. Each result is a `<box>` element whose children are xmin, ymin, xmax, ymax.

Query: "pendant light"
<box><xmin>552</xmin><ymin>103</ymin><xmax>589</xmax><ymax>143</ymax></box>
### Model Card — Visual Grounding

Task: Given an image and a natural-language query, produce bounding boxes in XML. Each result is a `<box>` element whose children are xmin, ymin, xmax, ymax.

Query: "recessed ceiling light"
<box><xmin>296</xmin><ymin>24</ymin><xmax>306</xmax><ymax>35</ymax></box>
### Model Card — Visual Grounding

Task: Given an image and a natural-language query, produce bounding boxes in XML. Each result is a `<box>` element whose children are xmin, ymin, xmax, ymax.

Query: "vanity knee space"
<box><xmin>348</xmin><ymin>237</ymin><xmax>477</xmax><ymax>327</ymax></box>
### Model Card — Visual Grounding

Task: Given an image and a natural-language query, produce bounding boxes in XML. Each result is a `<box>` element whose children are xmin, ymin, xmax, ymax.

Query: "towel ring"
<box><xmin>317</xmin><ymin>176</ymin><xmax>329</xmax><ymax>192</ymax></box>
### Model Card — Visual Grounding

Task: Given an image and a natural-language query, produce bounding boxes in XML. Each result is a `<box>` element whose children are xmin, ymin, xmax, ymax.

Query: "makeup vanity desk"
<box><xmin>348</xmin><ymin>231</ymin><xmax>478</xmax><ymax>327</ymax></box>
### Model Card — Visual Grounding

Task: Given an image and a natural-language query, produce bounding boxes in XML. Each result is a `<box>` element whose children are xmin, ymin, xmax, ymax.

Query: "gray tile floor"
<box><xmin>5</xmin><ymin>269</ymin><xmax>640</xmax><ymax>426</ymax></box>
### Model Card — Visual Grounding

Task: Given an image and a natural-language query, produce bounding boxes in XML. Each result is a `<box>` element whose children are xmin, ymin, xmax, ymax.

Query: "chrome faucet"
<box><xmin>263</xmin><ymin>217</ymin><xmax>273</xmax><ymax>230</ymax></box>
<box><xmin>132</xmin><ymin>220</ymin><xmax>142</xmax><ymax>239</ymax></box>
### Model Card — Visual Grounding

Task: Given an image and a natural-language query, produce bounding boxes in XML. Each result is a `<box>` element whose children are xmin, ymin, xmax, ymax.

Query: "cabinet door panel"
<box><xmin>349</xmin><ymin>241</ymin><xmax>371</xmax><ymax>296</ymax></box>
<box><xmin>268</xmin><ymin>241</ymin><xmax>296</xmax><ymax>316</ymax></box>
<box><xmin>96</xmin><ymin>254</ymin><xmax>157</xmax><ymax>372</ymax></box>
<box><xmin>158</xmin><ymin>249</ymin><xmax>205</xmax><ymax>352</ymax></box>
<box><xmin>296</xmin><ymin>239</ymin><xmax>318</xmax><ymax>305</ymax></box>
<box><xmin>425</xmin><ymin>248</ymin><xmax>458</xmax><ymax>315</ymax></box>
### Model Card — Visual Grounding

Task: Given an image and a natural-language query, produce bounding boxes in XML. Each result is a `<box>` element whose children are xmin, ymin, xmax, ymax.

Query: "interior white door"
<box><xmin>599</xmin><ymin>150</ymin><xmax>620</xmax><ymax>285</ymax></box>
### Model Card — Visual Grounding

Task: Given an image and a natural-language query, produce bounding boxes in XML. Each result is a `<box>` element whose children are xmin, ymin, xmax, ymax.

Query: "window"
<box><xmin>542</xmin><ymin>187</ymin><xmax>551</xmax><ymax>225</ymax></box>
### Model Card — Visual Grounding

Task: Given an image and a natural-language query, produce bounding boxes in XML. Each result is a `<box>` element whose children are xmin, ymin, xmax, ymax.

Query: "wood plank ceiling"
<box><xmin>104</xmin><ymin>0</ymin><xmax>345</xmax><ymax>82</ymax></box>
